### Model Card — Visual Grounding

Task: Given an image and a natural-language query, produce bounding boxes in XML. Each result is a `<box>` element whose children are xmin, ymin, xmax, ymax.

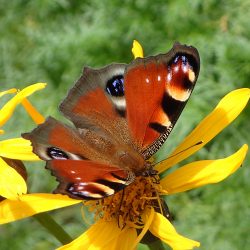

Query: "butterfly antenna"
<box><xmin>153</xmin><ymin>140</ymin><xmax>203</xmax><ymax>166</ymax></box>
<box><xmin>150</xmin><ymin>178</ymin><xmax>172</xmax><ymax>221</ymax></box>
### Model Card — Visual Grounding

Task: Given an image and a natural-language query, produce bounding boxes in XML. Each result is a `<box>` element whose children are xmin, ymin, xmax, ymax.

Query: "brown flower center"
<box><xmin>85</xmin><ymin>176</ymin><xmax>163</xmax><ymax>227</ymax></box>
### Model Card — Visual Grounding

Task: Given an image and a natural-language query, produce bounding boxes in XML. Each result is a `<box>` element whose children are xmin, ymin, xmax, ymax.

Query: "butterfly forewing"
<box><xmin>124</xmin><ymin>43</ymin><xmax>200</xmax><ymax>158</ymax></box>
<box><xmin>59</xmin><ymin>64</ymin><xmax>127</xmax><ymax>130</ymax></box>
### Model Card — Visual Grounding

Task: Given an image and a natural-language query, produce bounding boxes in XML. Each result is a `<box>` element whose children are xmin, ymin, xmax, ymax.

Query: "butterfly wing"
<box><xmin>23</xmin><ymin>42</ymin><xmax>200</xmax><ymax>199</ymax></box>
<box><xmin>48</xmin><ymin>160</ymin><xmax>134</xmax><ymax>199</ymax></box>
<box><xmin>23</xmin><ymin>116</ymin><xmax>111</xmax><ymax>163</ymax></box>
<box><xmin>59</xmin><ymin>43</ymin><xmax>200</xmax><ymax>160</ymax></box>
<box><xmin>59</xmin><ymin>64</ymin><xmax>128</xmax><ymax>131</ymax></box>
<box><xmin>124</xmin><ymin>43</ymin><xmax>200</xmax><ymax>158</ymax></box>
<box><xmin>23</xmin><ymin>117</ymin><xmax>135</xmax><ymax>199</ymax></box>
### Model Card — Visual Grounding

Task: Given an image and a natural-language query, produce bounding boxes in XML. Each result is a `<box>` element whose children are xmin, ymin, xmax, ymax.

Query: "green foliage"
<box><xmin>0</xmin><ymin>0</ymin><xmax>249</xmax><ymax>249</ymax></box>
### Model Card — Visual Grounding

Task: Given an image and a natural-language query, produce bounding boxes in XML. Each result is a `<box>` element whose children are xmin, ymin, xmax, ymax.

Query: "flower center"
<box><xmin>85</xmin><ymin>176</ymin><xmax>163</xmax><ymax>228</ymax></box>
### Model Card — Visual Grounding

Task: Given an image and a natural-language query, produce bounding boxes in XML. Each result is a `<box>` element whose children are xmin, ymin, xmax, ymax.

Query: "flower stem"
<box><xmin>147</xmin><ymin>240</ymin><xmax>166</xmax><ymax>250</ymax></box>
<box><xmin>34</xmin><ymin>212</ymin><xmax>72</xmax><ymax>245</ymax></box>
<box><xmin>141</xmin><ymin>230</ymin><xmax>166</xmax><ymax>250</ymax></box>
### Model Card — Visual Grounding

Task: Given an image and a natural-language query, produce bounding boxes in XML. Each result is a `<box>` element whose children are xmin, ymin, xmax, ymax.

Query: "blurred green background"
<box><xmin>0</xmin><ymin>0</ymin><xmax>249</xmax><ymax>249</ymax></box>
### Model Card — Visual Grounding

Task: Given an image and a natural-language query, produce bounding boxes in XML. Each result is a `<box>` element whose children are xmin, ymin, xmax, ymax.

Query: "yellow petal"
<box><xmin>156</xmin><ymin>88</ymin><xmax>250</xmax><ymax>173</ymax></box>
<box><xmin>0</xmin><ymin>83</ymin><xmax>46</xmax><ymax>126</ymax></box>
<box><xmin>0</xmin><ymin>157</ymin><xmax>27</xmax><ymax>199</ymax></box>
<box><xmin>21</xmin><ymin>98</ymin><xmax>45</xmax><ymax>124</ymax></box>
<box><xmin>161</xmin><ymin>144</ymin><xmax>248</xmax><ymax>194</ymax></box>
<box><xmin>133</xmin><ymin>206</ymin><xmax>154</xmax><ymax>249</ymax></box>
<box><xmin>103</xmin><ymin>227</ymin><xmax>137</xmax><ymax>250</ymax></box>
<box><xmin>57</xmin><ymin>219</ymin><xmax>123</xmax><ymax>250</ymax></box>
<box><xmin>0</xmin><ymin>130</ymin><xmax>4</xmax><ymax>134</ymax></box>
<box><xmin>0</xmin><ymin>88</ymin><xmax>17</xmax><ymax>98</ymax></box>
<box><xmin>132</xmin><ymin>40</ymin><xmax>144</xmax><ymax>59</ymax></box>
<box><xmin>148</xmin><ymin>211</ymin><xmax>200</xmax><ymax>250</ymax></box>
<box><xmin>0</xmin><ymin>138</ymin><xmax>40</xmax><ymax>161</ymax></box>
<box><xmin>0</xmin><ymin>193</ymin><xmax>81</xmax><ymax>224</ymax></box>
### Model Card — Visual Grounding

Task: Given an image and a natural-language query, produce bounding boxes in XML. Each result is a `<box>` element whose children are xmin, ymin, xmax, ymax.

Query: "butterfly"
<box><xmin>23</xmin><ymin>42</ymin><xmax>200</xmax><ymax>200</ymax></box>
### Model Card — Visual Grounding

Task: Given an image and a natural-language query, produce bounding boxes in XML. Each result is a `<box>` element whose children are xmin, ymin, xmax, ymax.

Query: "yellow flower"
<box><xmin>0</xmin><ymin>83</ymin><xmax>47</xmax><ymax>201</ymax></box>
<box><xmin>0</xmin><ymin>83</ymin><xmax>46</xmax><ymax>130</ymax></box>
<box><xmin>132</xmin><ymin>40</ymin><xmax>144</xmax><ymax>58</ymax></box>
<box><xmin>0</xmin><ymin>83</ymin><xmax>46</xmax><ymax>161</ymax></box>
<box><xmin>0</xmin><ymin>157</ymin><xmax>27</xmax><ymax>200</ymax></box>
<box><xmin>0</xmin><ymin>43</ymin><xmax>249</xmax><ymax>250</ymax></box>
<box><xmin>0</xmin><ymin>87</ymin><xmax>17</xmax><ymax>134</ymax></box>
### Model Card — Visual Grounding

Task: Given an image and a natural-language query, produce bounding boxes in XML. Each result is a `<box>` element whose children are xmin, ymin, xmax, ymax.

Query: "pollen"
<box><xmin>84</xmin><ymin>176</ymin><xmax>162</xmax><ymax>227</ymax></box>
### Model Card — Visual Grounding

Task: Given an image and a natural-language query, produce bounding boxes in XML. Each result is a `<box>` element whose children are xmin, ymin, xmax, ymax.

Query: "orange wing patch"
<box><xmin>125</xmin><ymin>61</ymin><xmax>167</xmax><ymax>147</ymax></box>
<box><xmin>73</xmin><ymin>88</ymin><xmax>118</xmax><ymax>119</ymax></box>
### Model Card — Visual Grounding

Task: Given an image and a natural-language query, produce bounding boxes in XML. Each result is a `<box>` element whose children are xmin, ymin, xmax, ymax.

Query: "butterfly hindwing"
<box><xmin>48</xmin><ymin>160</ymin><xmax>134</xmax><ymax>199</ymax></box>
<box><xmin>24</xmin><ymin>115</ymin><xmax>145</xmax><ymax>167</ymax></box>
<box><xmin>23</xmin><ymin>117</ymin><xmax>136</xmax><ymax>199</ymax></box>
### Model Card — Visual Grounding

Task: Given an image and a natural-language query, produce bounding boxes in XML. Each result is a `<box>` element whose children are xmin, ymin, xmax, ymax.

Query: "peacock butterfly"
<box><xmin>23</xmin><ymin>42</ymin><xmax>200</xmax><ymax>200</ymax></box>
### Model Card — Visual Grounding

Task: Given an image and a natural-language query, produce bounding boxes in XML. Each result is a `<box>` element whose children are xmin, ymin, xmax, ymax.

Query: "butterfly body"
<box><xmin>23</xmin><ymin>42</ymin><xmax>200</xmax><ymax>200</ymax></box>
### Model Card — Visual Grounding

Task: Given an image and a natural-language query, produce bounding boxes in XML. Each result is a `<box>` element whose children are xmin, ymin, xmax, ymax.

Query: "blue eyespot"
<box><xmin>106</xmin><ymin>75</ymin><xmax>124</xmax><ymax>97</ymax></box>
<box><xmin>181</xmin><ymin>55</ymin><xmax>188</xmax><ymax>65</ymax></box>
<box><xmin>173</xmin><ymin>55</ymin><xmax>180</xmax><ymax>64</ymax></box>
<box><xmin>171</xmin><ymin>53</ymin><xmax>198</xmax><ymax>73</ymax></box>
<box><xmin>47</xmin><ymin>147</ymin><xmax>68</xmax><ymax>160</ymax></box>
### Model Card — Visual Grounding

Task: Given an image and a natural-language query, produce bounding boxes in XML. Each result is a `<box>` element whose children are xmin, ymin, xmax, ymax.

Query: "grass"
<box><xmin>0</xmin><ymin>1</ymin><xmax>250</xmax><ymax>249</ymax></box>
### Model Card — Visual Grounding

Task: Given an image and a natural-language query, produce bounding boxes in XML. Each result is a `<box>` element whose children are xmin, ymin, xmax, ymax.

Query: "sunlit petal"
<box><xmin>161</xmin><ymin>144</ymin><xmax>248</xmax><ymax>194</ymax></box>
<box><xmin>57</xmin><ymin>219</ymin><xmax>123</xmax><ymax>250</ymax></box>
<box><xmin>156</xmin><ymin>88</ymin><xmax>250</xmax><ymax>173</ymax></box>
<box><xmin>0</xmin><ymin>138</ymin><xmax>40</xmax><ymax>161</ymax></box>
<box><xmin>0</xmin><ymin>193</ymin><xmax>81</xmax><ymax>224</ymax></box>
<box><xmin>133</xmin><ymin>207</ymin><xmax>154</xmax><ymax>249</ymax></box>
<box><xmin>149</xmin><ymin>211</ymin><xmax>200</xmax><ymax>250</ymax></box>
<box><xmin>0</xmin><ymin>88</ymin><xmax>17</xmax><ymax>98</ymax></box>
<box><xmin>0</xmin><ymin>83</ymin><xmax>46</xmax><ymax>126</ymax></box>
<box><xmin>21</xmin><ymin>98</ymin><xmax>45</xmax><ymax>124</ymax></box>
<box><xmin>132</xmin><ymin>40</ymin><xmax>144</xmax><ymax>58</ymax></box>
<box><xmin>0</xmin><ymin>157</ymin><xmax>27</xmax><ymax>200</ymax></box>
<box><xmin>0</xmin><ymin>130</ymin><xmax>4</xmax><ymax>134</ymax></box>
<box><xmin>103</xmin><ymin>227</ymin><xmax>137</xmax><ymax>250</ymax></box>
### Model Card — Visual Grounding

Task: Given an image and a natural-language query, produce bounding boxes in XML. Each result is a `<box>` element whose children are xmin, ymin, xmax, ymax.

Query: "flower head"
<box><xmin>0</xmin><ymin>83</ymin><xmax>46</xmax><ymax>130</ymax></box>
<box><xmin>0</xmin><ymin>83</ymin><xmax>46</xmax><ymax>161</ymax></box>
<box><xmin>0</xmin><ymin>83</ymin><xmax>46</xmax><ymax>202</ymax></box>
<box><xmin>0</xmin><ymin>43</ymin><xmax>249</xmax><ymax>250</ymax></box>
